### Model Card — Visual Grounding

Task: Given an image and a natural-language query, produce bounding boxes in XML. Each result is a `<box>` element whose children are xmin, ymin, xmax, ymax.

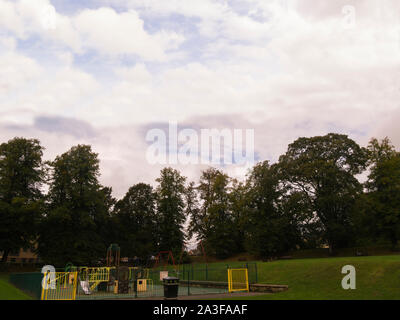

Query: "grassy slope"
<box><xmin>229</xmin><ymin>255</ymin><xmax>400</xmax><ymax>300</ymax></box>
<box><xmin>0</xmin><ymin>274</ymin><xmax>33</xmax><ymax>300</ymax></box>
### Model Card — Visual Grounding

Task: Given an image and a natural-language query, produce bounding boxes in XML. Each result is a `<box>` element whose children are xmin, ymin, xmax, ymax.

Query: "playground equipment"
<box><xmin>41</xmin><ymin>244</ymin><xmax>155</xmax><ymax>300</ymax></box>
<box><xmin>41</xmin><ymin>271</ymin><xmax>78</xmax><ymax>300</ymax></box>
<box><xmin>117</xmin><ymin>266</ymin><xmax>129</xmax><ymax>294</ymax></box>
<box><xmin>154</xmin><ymin>251</ymin><xmax>176</xmax><ymax>270</ymax></box>
<box><xmin>40</xmin><ymin>261</ymin><xmax>254</xmax><ymax>300</ymax></box>
<box><xmin>227</xmin><ymin>268</ymin><xmax>249</xmax><ymax>293</ymax></box>
<box><xmin>106</xmin><ymin>243</ymin><xmax>120</xmax><ymax>267</ymax></box>
<box><xmin>42</xmin><ymin>245</ymin><xmax>255</xmax><ymax>300</ymax></box>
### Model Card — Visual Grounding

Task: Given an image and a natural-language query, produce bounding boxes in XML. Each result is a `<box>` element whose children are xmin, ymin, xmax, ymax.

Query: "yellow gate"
<box><xmin>227</xmin><ymin>268</ymin><xmax>249</xmax><ymax>293</ymax></box>
<box><xmin>41</xmin><ymin>272</ymin><xmax>78</xmax><ymax>300</ymax></box>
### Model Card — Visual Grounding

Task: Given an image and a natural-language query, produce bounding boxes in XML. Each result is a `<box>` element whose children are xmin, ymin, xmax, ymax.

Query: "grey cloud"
<box><xmin>34</xmin><ymin>116</ymin><xmax>96</xmax><ymax>138</ymax></box>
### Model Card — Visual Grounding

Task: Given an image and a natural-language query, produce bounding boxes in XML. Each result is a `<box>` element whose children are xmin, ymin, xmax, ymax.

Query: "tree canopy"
<box><xmin>0</xmin><ymin>138</ymin><xmax>45</xmax><ymax>262</ymax></box>
<box><xmin>2</xmin><ymin>133</ymin><xmax>400</xmax><ymax>265</ymax></box>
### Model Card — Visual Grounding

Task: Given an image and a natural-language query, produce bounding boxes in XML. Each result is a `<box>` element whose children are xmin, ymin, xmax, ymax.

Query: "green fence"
<box><xmin>7</xmin><ymin>263</ymin><xmax>258</xmax><ymax>300</ymax></box>
<box><xmin>9</xmin><ymin>272</ymin><xmax>44</xmax><ymax>300</ymax></box>
<box><xmin>152</xmin><ymin>262</ymin><xmax>258</xmax><ymax>284</ymax></box>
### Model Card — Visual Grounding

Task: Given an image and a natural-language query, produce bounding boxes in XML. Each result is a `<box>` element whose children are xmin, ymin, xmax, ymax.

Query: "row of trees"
<box><xmin>0</xmin><ymin>133</ymin><xmax>399</xmax><ymax>266</ymax></box>
<box><xmin>0</xmin><ymin>138</ymin><xmax>191</xmax><ymax>266</ymax></box>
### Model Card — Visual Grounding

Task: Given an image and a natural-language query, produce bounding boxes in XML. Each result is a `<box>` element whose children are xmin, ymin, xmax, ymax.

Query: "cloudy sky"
<box><xmin>1</xmin><ymin>0</ymin><xmax>400</xmax><ymax>199</ymax></box>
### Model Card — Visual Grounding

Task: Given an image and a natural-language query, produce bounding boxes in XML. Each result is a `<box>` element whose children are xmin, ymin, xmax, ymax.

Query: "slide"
<box><xmin>80</xmin><ymin>280</ymin><xmax>91</xmax><ymax>295</ymax></box>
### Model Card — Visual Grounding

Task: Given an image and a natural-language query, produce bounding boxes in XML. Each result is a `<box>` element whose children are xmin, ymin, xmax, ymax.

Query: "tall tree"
<box><xmin>38</xmin><ymin>145</ymin><xmax>111</xmax><ymax>266</ymax></box>
<box><xmin>229</xmin><ymin>179</ymin><xmax>248</xmax><ymax>254</ymax></box>
<box><xmin>113</xmin><ymin>183</ymin><xmax>157</xmax><ymax>258</ymax></box>
<box><xmin>0</xmin><ymin>137</ymin><xmax>45</xmax><ymax>202</ymax></box>
<box><xmin>188</xmin><ymin>168</ymin><xmax>238</xmax><ymax>259</ymax></box>
<box><xmin>243</xmin><ymin>161</ymin><xmax>301</xmax><ymax>258</ymax></box>
<box><xmin>278</xmin><ymin>133</ymin><xmax>368</xmax><ymax>254</ymax></box>
<box><xmin>362</xmin><ymin>138</ymin><xmax>400</xmax><ymax>250</ymax></box>
<box><xmin>155</xmin><ymin>168</ymin><xmax>187</xmax><ymax>254</ymax></box>
<box><xmin>0</xmin><ymin>137</ymin><xmax>45</xmax><ymax>262</ymax></box>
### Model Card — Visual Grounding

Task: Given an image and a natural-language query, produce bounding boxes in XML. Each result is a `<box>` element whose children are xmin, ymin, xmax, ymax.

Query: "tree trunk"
<box><xmin>390</xmin><ymin>234</ymin><xmax>398</xmax><ymax>251</ymax></box>
<box><xmin>1</xmin><ymin>249</ymin><xmax>10</xmax><ymax>263</ymax></box>
<box><xmin>328</xmin><ymin>242</ymin><xmax>335</xmax><ymax>256</ymax></box>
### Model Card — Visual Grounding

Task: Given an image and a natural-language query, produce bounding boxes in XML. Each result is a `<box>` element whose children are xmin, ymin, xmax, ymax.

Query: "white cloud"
<box><xmin>74</xmin><ymin>7</ymin><xmax>184</xmax><ymax>60</ymax></box>
<box><xmin>0</xmin><ymin>0</ymin><xmax>184</xmax><ymax>60</ymax></box>
<box><xmin>0</xmin><ymin>51</ymin><xmax>42</xmax><ymax>96</ymax></box>
<box><xmin>0</xmin><ymin>36</ymin><xmax>16</xmax><ymax>51</ymax></box>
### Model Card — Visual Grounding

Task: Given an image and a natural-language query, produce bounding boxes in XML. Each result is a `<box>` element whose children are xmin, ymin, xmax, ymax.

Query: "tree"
<box><xmin>155</xmin><ymin>168</ymin><xmax>187</xmax><ymax>254</ymax></box>
<box><xmin>113</xmin><ymin>183</ymin><xmax>157</xmax><ymax>258</ymax></box>
<box><xmin>229</xmin><ymin>179</ymin><xmax>248</xmax><ymax>254</ymax></box>
<box><xmin>38</xmin><ymin>145</ymin><xmax>111</xmax><ymax>266</ymax></box>
<box><xmin>0</xmin><ymin>137</ymin><xmax>45</xmax><ymax>262</ymax></box>
<box><xmin>367</xmin><ymin>137</ymin><xmax>397</xmax><ymax>164</ymax></box>
<box><xmin>363</xmin><ymin>138</ymin><xmax>400</xmax><ymax>250</ymax></box>
<box><xmin>188</xmin><ymin>168</ymin><xmax>238</xmax><ymax>259</ymax></box>
<box><xmin>243</xmin><ymin>161</ymin><xmax>301</xmax><ymax>258</ymax></box>
<box><xmin>278</xmin><ymin>133</ymin><xmax>368</xmax><ymax>254</ymax></box>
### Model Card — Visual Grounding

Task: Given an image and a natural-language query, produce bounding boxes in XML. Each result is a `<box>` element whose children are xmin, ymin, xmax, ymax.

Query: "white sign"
<box><xmin>160</xmin><ymin>271</ymin><xmax>168</xmax><ymax>281</ymax></box>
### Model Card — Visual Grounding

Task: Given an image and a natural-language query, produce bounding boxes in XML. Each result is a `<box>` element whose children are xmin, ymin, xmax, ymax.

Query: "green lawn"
<box><xmin>228</xmin><ymin>255</ymin><xmax>400</xmax><ymax>300</ymax></box>
<box><xmin>0</xmin><ymin>274</ymin><xmax>33</xmax><ymax>300</ymax></box>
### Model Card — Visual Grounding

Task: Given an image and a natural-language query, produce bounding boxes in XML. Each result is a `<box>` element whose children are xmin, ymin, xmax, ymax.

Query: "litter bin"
<box><xmin>163</xmin><ymin>277</ymin><xmax>179</xmax><ymax>299</ymax></box>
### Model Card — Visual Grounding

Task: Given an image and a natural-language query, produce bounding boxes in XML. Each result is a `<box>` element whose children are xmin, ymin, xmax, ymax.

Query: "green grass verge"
<box><xmin>0</xmin><ymin>274</ymin><xmax>33</xmax><ymax>300</ymax></box>
<box><xmin>226</xmin><ymin>255</ymin><xmax>400</xmax><ymax>300</ymax></box>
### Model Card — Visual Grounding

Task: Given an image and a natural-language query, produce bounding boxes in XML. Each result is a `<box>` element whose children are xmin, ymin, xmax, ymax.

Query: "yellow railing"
<box><xmin>41</xmin><ymin>272</ymin><xmax>78</xmax><ymax>300</ymax></box>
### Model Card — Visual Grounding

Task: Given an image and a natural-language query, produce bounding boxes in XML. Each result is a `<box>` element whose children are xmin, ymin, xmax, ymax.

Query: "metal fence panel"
<box><xmin>41</xmin><ymin>272</ymin><xmax>78</xmax><ymax>300</ymax></box>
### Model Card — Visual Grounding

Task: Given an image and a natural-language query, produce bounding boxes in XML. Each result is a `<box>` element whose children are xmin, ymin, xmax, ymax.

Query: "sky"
<box><xmin>1</xmin><ymin>0</ymin><xmax>400</xmax><ymax>199</ymax></box>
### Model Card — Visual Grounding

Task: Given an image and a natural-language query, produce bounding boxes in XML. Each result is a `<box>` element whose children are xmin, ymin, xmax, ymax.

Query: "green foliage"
<box><xmin>0</xmin><ymin>138</ymin><xmax>45</xmax><ymax>262</ymax></box>
<box><xmin>188</xmin><ymin>168</ymin><xmax>240</xmax><ymax>259</ymax></box>
<box><xmin>243</xmin><ymin>161</ymin><xmax>300</xmax><ymax>257</ymax></box>
<box><xmin>113</xmin><ymin>183</ymin><xmax>158</xmax><ymax>258</ymax></box>
<box><xmin>38</xmin><ymin>145</ymin><xmax>112</xmax><ymax>266</ymax></box>
<box><xmin>155</xmin><ymin>168</ymin><xmax>187</xmax><ymax>253</ymax></box>
<box><xmin>2</xmin><ymin>133</ymin><xmax>400</xmax><ymax>265</ymax></box>
<box><xmin>0</xmin><ymin>198</ymin><xmax>43</xmax><ymax>260</ymax></box>
<box><xmin>367</xmin><ymin>137</ymin><xmax>397</xmax><ymax>165</ymax></box>
<box><xmin>0</xmin><ymin>138</ymin><xmax>45</xmax><ymax>202</ymax></box>
<box><xmin>361</xmin><ymin>138</ymin><xmax>400</xmax><ymax>249</ymax></box>
<box><xmin>278</xmin><ymin>133</ymin><xmax>368</xmax><ymax>253</ymax></box>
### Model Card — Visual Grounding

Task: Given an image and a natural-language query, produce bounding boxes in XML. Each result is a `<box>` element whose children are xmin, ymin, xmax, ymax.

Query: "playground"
<box><xmin>8</xmin><ymin>244</ymin><xmax>254</xmax><ymax>300</ymax></box>
<box><xmin>3</xmin><ymin>254</ymin><xmax>400</xmax><ymax>300</ymax></box>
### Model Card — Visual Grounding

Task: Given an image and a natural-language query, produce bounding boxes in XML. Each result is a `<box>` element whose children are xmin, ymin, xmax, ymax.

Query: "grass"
<box><xmin>0</xmin><ymin>274</ymin><xmax>33</xmax><ymax>300</ymax></box>
<box><xmin>227</xmin><ymin>255</ymin><xmax>400</xmax><ymax>300</ymax></box>
<box><xmin>171</xmin><ymin>254</ymin><xmax>400</xmax><ymax>299</ymax></box>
